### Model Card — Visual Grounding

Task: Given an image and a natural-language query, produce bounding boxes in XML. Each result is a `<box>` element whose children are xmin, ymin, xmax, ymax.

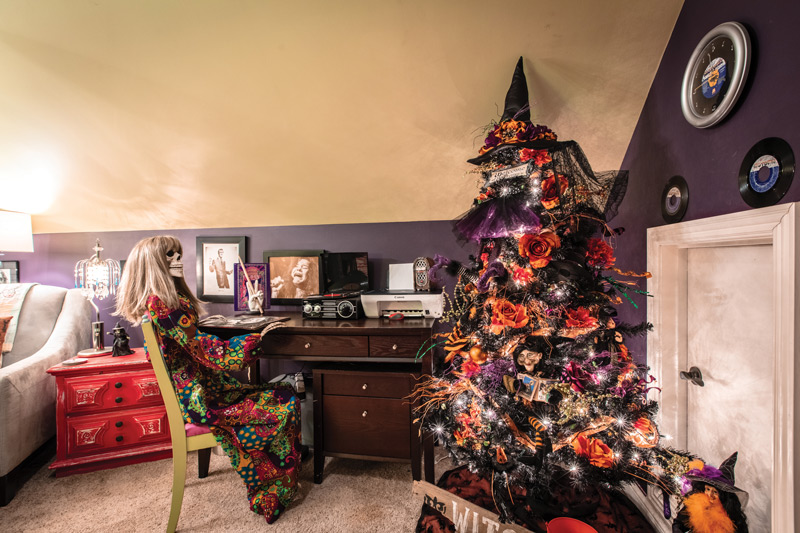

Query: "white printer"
<box><xmin>360</xmin><ymin>290</ymin><xmax>443</xmax><ymax>319</ymax></box>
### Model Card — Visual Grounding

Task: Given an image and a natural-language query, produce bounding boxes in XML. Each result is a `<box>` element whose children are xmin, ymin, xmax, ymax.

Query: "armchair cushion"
<box><xmin>185</xmin><ymin>423</ymin><xmax>211</xmax><ymax>437</ymax></box>
<box><xmin>2</xmin><ymin>285</ymin><xmax>68</xmax><ymax>368</ymax></box>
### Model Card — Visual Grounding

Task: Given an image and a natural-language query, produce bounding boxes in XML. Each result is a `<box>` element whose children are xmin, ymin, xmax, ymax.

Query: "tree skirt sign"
<box><xmin>412</xmin><ymin>481</ymin><xmax>532</xmax><ymax>533</ymax></box>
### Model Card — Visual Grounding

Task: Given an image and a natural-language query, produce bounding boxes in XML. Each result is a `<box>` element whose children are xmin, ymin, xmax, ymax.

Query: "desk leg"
<box><xmin>423</xmin><ymin>431</ymin><xmax>435</xmax><ymax>483</ymax></box>
<box><xmin>250</xmin><ymin>359</ymin><xmax>261</xmax><ymax>385</ymax></box>
<box><xmin>410</xmin><ymin>395</ymin><xmax>421</xmax><ymax>481</ymax></box>
<box><xmin>312</xmin><ymin>370</ymin><xmax>324</xmax><ymax>484</ymax></box>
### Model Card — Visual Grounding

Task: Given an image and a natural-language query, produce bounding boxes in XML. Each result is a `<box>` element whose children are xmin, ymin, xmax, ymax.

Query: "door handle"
<box><xmin>680</xmin><ymin>366</ymin><xmax>704</xmax><ymax>387</ymax></box>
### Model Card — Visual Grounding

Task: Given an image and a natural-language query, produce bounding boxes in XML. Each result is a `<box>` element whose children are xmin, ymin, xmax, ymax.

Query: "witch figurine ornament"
<box><xmin>672</xmin><ymin>452</ymin><xmax>749</xmax><ymax>533</ymax></box>
<box><xmin>109</xmin><ymin>322</ymin><xmax>135</xmax><ymax>357</ymax></box>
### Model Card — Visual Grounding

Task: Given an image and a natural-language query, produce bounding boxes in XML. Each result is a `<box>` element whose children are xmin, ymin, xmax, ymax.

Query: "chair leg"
<box><xmin>197</xmin><ymin>448</ymin><xmax>211</xmax><ymax>479</ymax></box>
<box><xmin>168</xmin><ymin>446</ymin><xmax>188</xmax><ymax>533</ymax></box>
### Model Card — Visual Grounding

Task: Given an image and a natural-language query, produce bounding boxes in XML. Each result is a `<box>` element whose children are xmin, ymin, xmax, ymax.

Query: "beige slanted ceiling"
<box><xmin>0</xmin><ymin>0</ymin><xmax>683</xmax><ymax>234</ymax></box>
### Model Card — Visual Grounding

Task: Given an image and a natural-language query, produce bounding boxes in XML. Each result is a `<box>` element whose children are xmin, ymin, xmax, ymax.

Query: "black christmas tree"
<box><xmin>414</xmin><ymin>58</ymin><xmax>741</xmax><ymax>532</ymax></box>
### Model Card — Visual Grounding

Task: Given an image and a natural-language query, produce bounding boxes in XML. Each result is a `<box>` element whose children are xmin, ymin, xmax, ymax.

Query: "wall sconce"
<box><xmin>0</xmin><ymin>210</ymin><xmax>34</xmax><ymax>253</ymax></box>
<box><xmin>74</xmin><ymin>240</ymin><xmax>121</xmax><ymax>356</ymax></box>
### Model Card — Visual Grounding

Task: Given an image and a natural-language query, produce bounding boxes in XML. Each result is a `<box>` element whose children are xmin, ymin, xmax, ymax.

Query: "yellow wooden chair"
<box><xmin>142</xmin><ymin>318</ymin><xmax>219</xmax><ymax>533</ymax></box>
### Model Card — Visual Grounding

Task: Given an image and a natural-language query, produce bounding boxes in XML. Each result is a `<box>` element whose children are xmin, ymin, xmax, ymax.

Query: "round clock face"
<box><xmin>681</xmin><ymin>22</ymin><xmax>751</xmax><ymax>128</ymax></box>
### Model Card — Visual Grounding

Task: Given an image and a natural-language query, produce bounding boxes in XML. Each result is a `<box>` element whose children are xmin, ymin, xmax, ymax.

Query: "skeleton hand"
<box><xmin>248</xmin><ymin>290</ymin><xmax>264</xmax><ymax>312</ymax></box>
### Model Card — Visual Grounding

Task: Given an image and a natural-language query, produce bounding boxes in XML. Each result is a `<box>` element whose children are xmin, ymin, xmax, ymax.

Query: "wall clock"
<box><xmin>680</xmin><ymin>21</ymin><xmax>751</xmax><ymax>128</ymax></box>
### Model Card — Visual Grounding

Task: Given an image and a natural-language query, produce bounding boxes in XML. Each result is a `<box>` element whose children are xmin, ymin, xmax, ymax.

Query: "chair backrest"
<box><xmin>142</xmin><ymin>318</ymin><xmax>187</xmax><ymax>441</ymax></box>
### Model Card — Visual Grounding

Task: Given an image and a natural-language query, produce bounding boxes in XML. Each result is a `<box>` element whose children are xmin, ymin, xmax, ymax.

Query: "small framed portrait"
<box><xmin>196</xmin><ymin>236</ymin><xmax>247</xmax><ymax>303</ymax></box>
<box><xmin>0</xmin><ymin>261</ymin><xmax>19</xmax><ymax>284</ymax></box>
<box><xmin>263</xmin><ymin>250</ymin><xmax>325</xmax><ymax>305</ymax></box>
<box><xmin>234</xmin><ymin>263</ymin><xmax>270</xmax><ymax>312</ymax></box>
<box><xmin>516</xmin><ymin>373</ymin><xmax>557</xmax><ymax>403</ymax></box>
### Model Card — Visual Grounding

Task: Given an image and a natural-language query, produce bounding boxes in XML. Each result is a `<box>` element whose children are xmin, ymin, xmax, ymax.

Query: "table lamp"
<box><xmin>0</xmin><ymin>210</ymin><xmax>34</xmax><ymax>254</ymax></box>
<box><xmin>74</xmin><ymin>240</ymin><xmax>121</xmax><ymax>356</ymax></box>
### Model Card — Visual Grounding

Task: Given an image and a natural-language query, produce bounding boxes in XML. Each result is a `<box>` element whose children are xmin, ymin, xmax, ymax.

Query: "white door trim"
<box><xmin>643</xmin><ymin>203</ymin><xmax>798</xmax><ymax>532</ymax></box>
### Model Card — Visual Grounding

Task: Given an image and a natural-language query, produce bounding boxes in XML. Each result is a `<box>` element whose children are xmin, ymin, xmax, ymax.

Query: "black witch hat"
<box><xmin>467</xmin><ymin>57</ymin><xmax>557</xmax><ymax>165</ymax></box>
<box><xmin>684</xmin><ymin>452</ymin><xmax>749</xmax><ymax>509</ymax></box>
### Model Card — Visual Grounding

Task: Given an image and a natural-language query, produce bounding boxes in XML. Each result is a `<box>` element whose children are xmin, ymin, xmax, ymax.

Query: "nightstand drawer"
<box><xmin>262</xmin><ymin>334</ymin><xmax>368</xmax><ymax>357</ymax></box>
<box><xmin>323</xmin><ymin>371</ymin><xmax>412</xmax><ymax>399</ymax></box>
<box><xmin>369</xmin><ymin>335</ymin><xmax>422</xmax><ymax>358</ymax></box>
<box><xmin>322</xmin><ymin>395</ymin><xmax>410</xmax><ymax>458</ymax></box>
<box><xmin>65</xmin><ymin>405</ymin><xmax>170</xmax><ymax>458</ymax></box>
<box><xmin>63</xmin><ymin>370</ymin><xmax>162</xmax><ymax>414</ymax></box>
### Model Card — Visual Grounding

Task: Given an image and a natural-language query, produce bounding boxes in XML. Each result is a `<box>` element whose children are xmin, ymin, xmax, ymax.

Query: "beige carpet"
<box><xmin>2</xmin><ymin>449</ymin><xmax>454</xmax><ymax>533</ymax></box>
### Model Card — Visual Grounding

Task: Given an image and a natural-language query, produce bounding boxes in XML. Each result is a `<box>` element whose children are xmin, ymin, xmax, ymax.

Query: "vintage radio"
<box><xmin>302</xmin><ymin>292</ymin><xmax>364</xmax><ymax>320</ymax></box>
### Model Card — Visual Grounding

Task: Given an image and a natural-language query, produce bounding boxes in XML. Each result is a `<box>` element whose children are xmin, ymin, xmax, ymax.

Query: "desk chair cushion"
<box><xmin>185</xmin><ymin>423</ymin><xmax>211</xmax><ymax>437</ymax></box>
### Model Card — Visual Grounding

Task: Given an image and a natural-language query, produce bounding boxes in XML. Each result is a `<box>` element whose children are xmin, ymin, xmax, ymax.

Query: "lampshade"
<box><xmin>74</xmin><ymin>240</ymin><xmax>121</xmax><ymax>301</ymax></box>
<box><xmin>0</xmin><ymin>210</ymin><xmax>34</xmax><ymax>252</ymax></box>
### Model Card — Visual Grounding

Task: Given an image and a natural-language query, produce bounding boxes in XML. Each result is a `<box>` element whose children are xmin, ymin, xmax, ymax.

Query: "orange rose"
<box><xmin>586</xmin><ymin>238</ymin><xmax>615</xmax><ymax>268</ymax></box>
<box><xmin>511</xmin><ymin>265</ymin><xmax>534</xmax><ymax>285</ymax></box>
<box><xmin>571</xmin><ymin>434</ymin><xmax>614</xmax><ymax>468</ymax></box>
<box><xmin>519</xmin><ymin>230</ymin><xmax>561</xmax><ymax>268</ymax></box>
<box><xmin>489</xmin><ymin>299</ymin><xmax>529</xmax><ymax>334</ymax></box>
<box><xmin>564</xmin><ymin>307</ymin><xmax>599</xmax><ymax>330</ymax></box>
<box><xmin>519</xmin><ymin>148</ymin><xmax>552</xmax><ymax>166</ymax></box>
<box><xmin>541</xmin><ymin>173</ymin><xmax>568</xmax><ymax>209</ymax></box>
<box><xmin>499</xmin><ymin>119</ymin><xmax>526</xmax><ymax>141</ymax></box>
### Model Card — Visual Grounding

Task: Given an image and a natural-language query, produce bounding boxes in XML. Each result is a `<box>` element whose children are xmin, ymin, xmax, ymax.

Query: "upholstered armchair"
<box><xmin>0</xmin><ymin>285</ymin><xmax>93</xmax><ymax>504</ymax></box>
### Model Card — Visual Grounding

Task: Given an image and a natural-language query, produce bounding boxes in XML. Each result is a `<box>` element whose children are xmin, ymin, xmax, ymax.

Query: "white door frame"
<box><xmin>642</xmin><ymin>203</ymin><xmax>799</xmax><ymax>531</ymax></box>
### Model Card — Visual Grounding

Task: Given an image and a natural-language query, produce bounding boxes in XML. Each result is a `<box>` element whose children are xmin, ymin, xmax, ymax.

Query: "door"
<box><xmin>685</xmin><ymin>245</ymin><xmax>772</xmax><ymax>530</ymax></box>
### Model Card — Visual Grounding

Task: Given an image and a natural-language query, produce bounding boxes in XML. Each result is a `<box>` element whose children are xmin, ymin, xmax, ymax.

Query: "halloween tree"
<box><xmin>415</xmin><ymin>58</ymin><xmax>719</xmax><ymax>530</ymax></box>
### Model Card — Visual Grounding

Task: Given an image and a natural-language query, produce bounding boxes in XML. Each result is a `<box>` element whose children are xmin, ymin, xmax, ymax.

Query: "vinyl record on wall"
<box><xmin>738</xmin><ymin>137</ymin><xmax>795</xmax><ymax>208</ymax></box>
<box><xmin>661</xmin><ymin>175</ymin><xmax>689</xmax><ymax>223</ymax></box>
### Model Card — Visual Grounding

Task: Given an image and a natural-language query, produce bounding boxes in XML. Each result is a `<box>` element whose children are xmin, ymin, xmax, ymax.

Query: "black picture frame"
<box><xmin>0</xmin><ymin>261</ymin><xmax>19</xmax><ymax>284</ymax></box>
<box><xmin>197</xmin><ymin>236</ymin><xmax>247</xmax><ymax>303</ymax></box>
<box><xmin>263</xmin><ymin>250</ymin><xmax>325</xmax><ymax>305</ymax></box>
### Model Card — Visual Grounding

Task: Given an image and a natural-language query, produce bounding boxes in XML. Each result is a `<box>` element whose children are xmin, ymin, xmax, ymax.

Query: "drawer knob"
<box><xmin>115</xmin><ymin>436</ymin><xmax>123</xmax><ymax>442</ymax></box>
<box><xmin>115</xmin><ymin>382</ymin><xmax>123</xmax><ymax>388</ymax></box>
<box><xmin>362</xmin><ymin>383</ymin><xmax>368</xmax><ymax>390</ymax></box>
<box><xmin>362</xmin><ymin>410</ymin><xmax>368</xmax><ymax>418</ymax></box>
<box><xmin>115</xmin><ymin>397</ymin><xmax>123</xmax><ymax>403</ymax></box>
<box><xmin>115</xmin><ymin>421</ymin><xmax>123</xmax><ymax>428</ymax></box>
<box><xmin>304</xmin><ymin>342</ymin><xmax>311</xmax><ymax>349</ymax></box>
<box><xmin>392</xmin><ymin>344</ymin><xmax>398</xmax><ymax>350</ymax></box>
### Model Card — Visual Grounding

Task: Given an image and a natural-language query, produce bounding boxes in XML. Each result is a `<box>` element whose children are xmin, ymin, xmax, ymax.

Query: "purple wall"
<box><xmin>614</xmin><ymin>0</ymin><xmax>800</xmax><ymax>356</ymax></box>
<box><xmin>2</xmin><ymin>221</ymin><xmax>470</xmax><ymax>351</ymax></box>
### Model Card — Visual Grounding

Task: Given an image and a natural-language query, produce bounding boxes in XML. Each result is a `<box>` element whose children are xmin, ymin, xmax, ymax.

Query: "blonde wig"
<box><xmin>115</xmin><ymin>235</ymin><xmax>203</xmax><ymax>324</ymax></box>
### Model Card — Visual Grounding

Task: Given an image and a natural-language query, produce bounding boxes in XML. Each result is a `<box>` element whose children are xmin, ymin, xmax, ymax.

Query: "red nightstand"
<box><xmin>47</xmin><ymin>348</ymin><xmax>172</xmax><ymax>477</ymax></box>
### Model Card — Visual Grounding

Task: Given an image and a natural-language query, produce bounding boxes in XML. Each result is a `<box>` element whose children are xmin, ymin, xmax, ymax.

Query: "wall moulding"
<box><xmin>633</xmin><ymin>203</ymin><xmax>799</xmax><ymax>532</ymax></box>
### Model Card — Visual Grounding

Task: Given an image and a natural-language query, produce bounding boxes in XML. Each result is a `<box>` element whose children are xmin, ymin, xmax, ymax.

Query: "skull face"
<box><xmin>166</xmin><ymin>249</ymin><xmax>183</xmax><ymax>278</ymax></box>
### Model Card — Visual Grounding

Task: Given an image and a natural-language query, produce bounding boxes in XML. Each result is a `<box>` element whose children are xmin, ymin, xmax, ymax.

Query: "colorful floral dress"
<box><xmin>146</xmin><ymin>294</ymin><xmax>301</xmax><ymax>523</ymax></box>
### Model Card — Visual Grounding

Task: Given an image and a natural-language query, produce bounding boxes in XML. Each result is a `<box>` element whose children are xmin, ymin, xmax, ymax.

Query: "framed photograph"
<box><xmin>0</xmin><ymin>261</ymin><xmax>19</xmax><ymax>284</ymax></box>
<box><xmin>516</xmin><ymin>373</ymin><xmax>557</xmax><ymax>403</ymax></box>
<box><xmin>323</xmin><ymin>252</ymin><xmax>370</xmax><ymax>292</ymax></box>
<box><xmin>263</xmin><ymin>250</ymin><xmax>325</xmax><ymax>305</ymax></box>
<box><xmin>234</xmin><ymin>263</ymin><xmax>270</xmax><ymax>312</ymax></box>
<box><xmin>196</xmin><ymin>236</ymin><xmax>247</xmax><ymax>302</ymax></box>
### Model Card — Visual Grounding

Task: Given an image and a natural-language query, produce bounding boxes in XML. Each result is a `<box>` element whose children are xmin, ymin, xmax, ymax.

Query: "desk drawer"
<box><xmin>322</xmin><ymin>395</ymin><xmax>410</xmax><ymax>458</ymax></box>
<box><xmin>63</xmin><ymin>371</ymin><xmax>163</xmax><ymax>414</ymax></box>
<box><xmin>369</xmin><ymin>335</ymin><xmax>422</xmax><ymax>358</ymax></box>
<box><xmin>262</xmin><ymin>334</ymin><xmax>368</xmax><ymax>357</ymax></box>
<box><xmin>323</xmin><ymin>372</ymin><xmax>412</xmax><ymax>399</ymax></box>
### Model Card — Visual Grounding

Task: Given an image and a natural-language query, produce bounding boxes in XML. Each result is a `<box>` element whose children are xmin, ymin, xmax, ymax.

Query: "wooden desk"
<box><xmin>204</xmin><ymin>313</ymin><xmax>435</xmax><ymax>484</ymax></box>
